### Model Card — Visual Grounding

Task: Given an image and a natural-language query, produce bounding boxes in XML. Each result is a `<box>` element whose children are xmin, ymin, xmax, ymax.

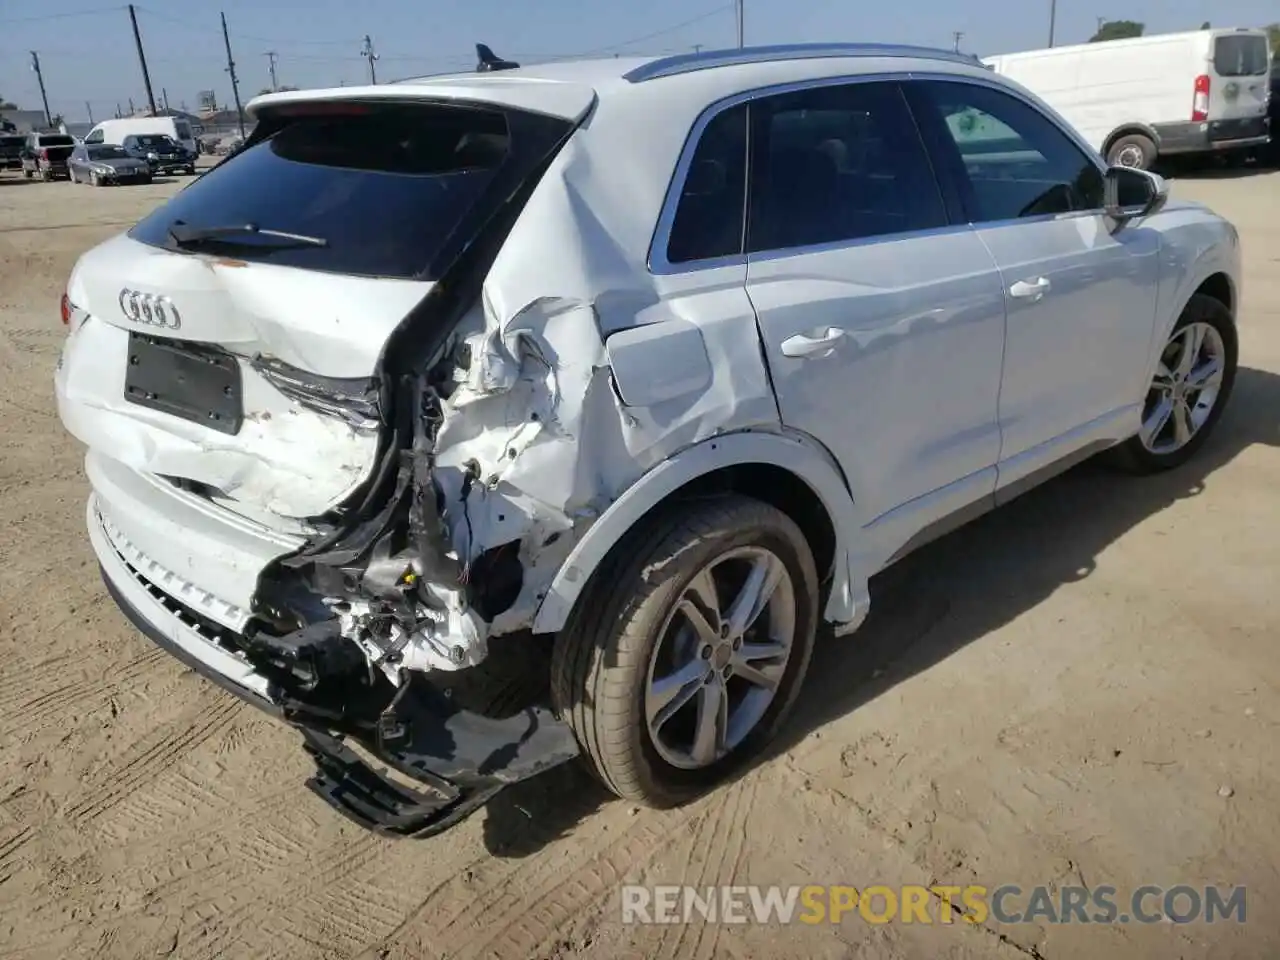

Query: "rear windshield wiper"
<box><xmin>167</xmin><ymin>220</ymin><xmax>328</xmax><ymax>249</ymax></box>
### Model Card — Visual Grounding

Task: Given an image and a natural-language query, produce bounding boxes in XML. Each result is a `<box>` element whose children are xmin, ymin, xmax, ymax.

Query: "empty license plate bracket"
<box><xmin>123</xmin><ymin>332</ymin><xmax>244</xmax><ymax>435</ymax></box>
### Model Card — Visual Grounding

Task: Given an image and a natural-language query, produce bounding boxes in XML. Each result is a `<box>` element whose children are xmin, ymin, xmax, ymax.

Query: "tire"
<box><xmin>68</xmin><ymin>168</ymin><xmax>77</xmax><ymax>184</ymax></box>
<box><xmin>551</xmin><ymin>495</ymin><xmax>819</xmax><ymax>806</ymax></box>
<box><xmin>90</xmin><ymin>171</ymin><xmax>101</xmax><ymax>187</ymax></box>
<box><xmin>1110</xmin><ymin>293</ymin><xmax>1238</xmax><ymax>474</ymax></box>
<box><xmin>1107</xmin><ymin>133</ymin><xmax>1157</xmax><ymax>170</ymax></box>
<box><xmin>186</xmin><ymin>166</ymin><xmax>196</xmax><ymax>176</ymax></box>
<box><xmin>22</xmin><ymin>169</ymin><xmax>31</xmax><ymax>179</ymax></box>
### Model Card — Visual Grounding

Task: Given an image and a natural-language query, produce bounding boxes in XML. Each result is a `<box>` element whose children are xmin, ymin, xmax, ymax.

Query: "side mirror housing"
<box><xmin>1104</xmin><ymin>166</ymin><xmax>1169</xmax><ymax>223</ymax></box>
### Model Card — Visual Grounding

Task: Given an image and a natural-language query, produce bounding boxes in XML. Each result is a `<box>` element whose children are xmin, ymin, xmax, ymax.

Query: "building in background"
<box><xmin>0</xmin><ymin>109</ymin><xmax>50</xmax><ymax>133</ymax></box>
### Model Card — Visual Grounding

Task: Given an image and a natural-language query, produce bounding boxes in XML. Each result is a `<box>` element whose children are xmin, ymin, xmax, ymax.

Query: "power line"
<box><xmin>0</xmin><ymin>6</ymin><xmax>120</xmax><ymax>26</ymax></box>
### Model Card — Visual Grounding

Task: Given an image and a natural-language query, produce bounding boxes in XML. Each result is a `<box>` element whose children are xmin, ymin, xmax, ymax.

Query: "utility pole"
<box><xmin>127</xmin><ymin>4</ymin><xmax>158</xmax><ymax>114</ymax></box>
<box><xmin>86</xmin><ymin>101</ymin><xmax>95</xmax><ymax>124</ymax></box>
<box><xmin>162</xmin><ymin>87</ymin><xmax>170</xmax><ymax>112</ymax></box>
<box><xmin>693</xmin><ymin>44</ymin><xmax>703</xmax><ymax>54</ymax></box>
<box><xmin>735</xmin><ymin>0</ymin><xmax>744</xmax><ymax>48</ymax></box>
<box><xmin>29</xmin><ymin>51</ymin><xmax>52</xmax><ymax>127</ymax></box>
<box><xmin>361</xmin><ymin>35</ymin><xmax>379</xmax><ymax>84</ymax></box>
<box><xmin>115</xmin><ymin>102</ymin><xmax>122</xmax><ymax>119</ymax></box>
<box><xmin>1047</xmin><ymin>0</ymin><xmax>1057</xmax><ymax>47</ymax></box>
<box><xmin>952</xmin><ymin>31</ymin><xmax>965</xmax><ymax>53</ymax></box>
<box><xmin>221</xmin><ymin>11</ymin><xmax>247</xmax><ymax>138</ymax></box>
<box><xmin>264</xmin><ymin>51</ymin><xmax>279</xmax><ymax>91</ymax></box>
<box><xmin>129</xmin><ymin>97</ymin><xmax>136</xmax><ymax>115</ymax></box>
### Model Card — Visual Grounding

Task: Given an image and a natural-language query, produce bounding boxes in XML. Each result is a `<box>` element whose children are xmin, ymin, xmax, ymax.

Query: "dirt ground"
<box><xmin>1</xmin><ymin>162</ymin><xmax>1278</xmax><ymax>960</ymax></box>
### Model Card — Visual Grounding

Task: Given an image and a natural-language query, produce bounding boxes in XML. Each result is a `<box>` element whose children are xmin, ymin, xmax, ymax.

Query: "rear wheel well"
<box><xmin>1194</xmin><ymin>273</ymin><xmax>1234</xmax><ymax>318</ymax></box>
<box><xmin>665</xmin><ymin>462</ymin><xmax>837</xmax><ymax>584</ymax></box>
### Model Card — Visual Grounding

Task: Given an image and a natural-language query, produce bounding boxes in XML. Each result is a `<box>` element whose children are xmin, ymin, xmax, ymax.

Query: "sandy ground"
<box><xmin>1</xmin><ymin>162</ymin><xmax>1278</xmax><ymax>960</ymax></box>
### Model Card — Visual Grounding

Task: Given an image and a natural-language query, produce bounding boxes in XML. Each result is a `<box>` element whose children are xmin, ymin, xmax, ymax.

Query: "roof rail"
<box><xmin>624</xmin><ymin>43</ymin><xmax>983</xmax><ymax>83</ymax></box>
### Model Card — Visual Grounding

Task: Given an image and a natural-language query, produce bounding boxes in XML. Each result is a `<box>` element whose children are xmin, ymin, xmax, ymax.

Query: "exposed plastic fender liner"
<box><xmin>530</xmin><ymin>429</ymin><xmax>863</xmax><ymax>635</ymax></box>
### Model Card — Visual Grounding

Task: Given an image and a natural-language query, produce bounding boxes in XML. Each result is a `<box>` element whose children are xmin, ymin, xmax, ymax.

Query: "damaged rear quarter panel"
<box><xmin>429</xmin><ymin>121</ymin><xmax>782</xmax><ymax>638</ymax></box>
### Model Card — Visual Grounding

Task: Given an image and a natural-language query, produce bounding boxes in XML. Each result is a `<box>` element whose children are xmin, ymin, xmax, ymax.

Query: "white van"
<box><xmin>83</xmin><ymin>116</ymin><xmax>198</xmax><ymax>157</ymax></box>
<box><xmin>984</xmin><ymin>28</ymin><xmax>1272</xmax><ymax>169</ymax></box>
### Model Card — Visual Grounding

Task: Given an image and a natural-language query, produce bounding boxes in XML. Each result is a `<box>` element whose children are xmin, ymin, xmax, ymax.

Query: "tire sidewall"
<box><xmin>1108</xmin><ymin>135</ymin><xmax>1155</xmax><ymax>171</ymax></box>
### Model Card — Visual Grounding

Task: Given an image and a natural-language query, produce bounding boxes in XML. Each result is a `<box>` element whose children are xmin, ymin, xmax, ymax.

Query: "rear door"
<box><xmin>1207</xmin><ymin>30</ymin><xmax>1272</xmax><ymax>127</ymax></box>
<box><xmin>742</xmin><ymin>79</ymin><xmax>1008</xmax><ymax>552</ymax></box>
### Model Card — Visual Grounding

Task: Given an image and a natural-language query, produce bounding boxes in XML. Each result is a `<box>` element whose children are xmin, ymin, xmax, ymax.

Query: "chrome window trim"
<box><xmin>646</xmin><ymin>69</ymin><xmax>1111</xmax><ymax>277</ymax></box>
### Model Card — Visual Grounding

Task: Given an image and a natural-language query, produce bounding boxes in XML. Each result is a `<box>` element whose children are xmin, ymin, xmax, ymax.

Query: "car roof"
<box><xmin>248</xmin><ymin>43</ymin><xmax>991</xmax><ymax>121</ymax></box>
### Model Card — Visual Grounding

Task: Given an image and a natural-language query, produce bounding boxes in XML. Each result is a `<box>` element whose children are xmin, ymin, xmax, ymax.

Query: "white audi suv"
<box><xmin>54</xmin><ymin>43</ymin><xmax>1241</xmax><ymax>836</ymax></box>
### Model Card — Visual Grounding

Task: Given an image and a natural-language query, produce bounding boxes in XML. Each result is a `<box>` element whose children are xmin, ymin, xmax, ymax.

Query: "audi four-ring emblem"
<box><xmin>118</xmin><ymin>289</ymin><xmax>182</xmax><ymax>330</ymax></box>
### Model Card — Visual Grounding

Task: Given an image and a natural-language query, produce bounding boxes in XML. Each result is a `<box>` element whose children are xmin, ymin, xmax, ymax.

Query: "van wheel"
<box><xmin>551</xmin><ymin>495</ymin><xmax>819</xmax><ymax>807</ymax></box>
<box><xmin>1107</xmin><ymin>134</ymin><xmax>1156</xmax><ymax>171</ymax></box>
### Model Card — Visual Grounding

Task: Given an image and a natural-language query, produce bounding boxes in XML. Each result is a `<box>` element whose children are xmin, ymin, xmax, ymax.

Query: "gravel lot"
<box><xmin>1</xmin><ymin>164</ymin><xmax>1278</xmax><ymax>960</ymax></box>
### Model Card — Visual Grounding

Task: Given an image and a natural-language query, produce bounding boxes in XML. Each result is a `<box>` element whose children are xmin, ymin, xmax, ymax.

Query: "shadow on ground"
<box><xmin>480</xmin><ymin>367</ymin><xmax>1280</xmax><ymax>857</ymax></box>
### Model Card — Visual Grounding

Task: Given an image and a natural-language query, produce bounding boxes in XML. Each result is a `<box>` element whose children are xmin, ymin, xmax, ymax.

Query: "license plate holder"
<box><xmin>123</xmin><ymin>332</ymin><xmax>244</xmax><ymax>435</ymax></box>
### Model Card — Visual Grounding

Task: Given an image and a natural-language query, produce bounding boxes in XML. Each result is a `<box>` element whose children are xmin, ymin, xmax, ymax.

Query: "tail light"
<box><xmin>1192</xmin><ymin>74</ymin><xmax>1211</xmax><ymax>122</ymax></box>
<box><xmin>38</xmin><ymin>148</ymin><xmax>49</xmax><ymax>161</ymax></box>
<box><xmin>60</xmin><ymin>292</ymin><xmax>87</xmax><ymax>331</ymax></box>
<box><xmin>60</xmin><ymin>292</ymin><xmax>72</xmax><ymax>326</ymax></box>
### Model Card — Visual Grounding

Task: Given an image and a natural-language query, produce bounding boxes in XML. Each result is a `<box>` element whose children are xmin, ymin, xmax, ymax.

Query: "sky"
<box><xmin>2</xmin><ymin>0</ymin><xmax>1276</xmax><ymax>122</ymax></box>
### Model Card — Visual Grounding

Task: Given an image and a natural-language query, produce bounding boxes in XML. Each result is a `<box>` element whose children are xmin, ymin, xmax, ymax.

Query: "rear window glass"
<box><xmin>37</xmin><ymin>135</ymin><xmax>75</xmax><ymax>146</ymax></box>
<box><xmin>175</xmin><ymin>122</ymin><xmax>192</xmax><ymax>139</ymax></box>
<box><xmin>1213</xmin><ymin>34</ymin><xmax>1269</xmax><ymax>77</ymax></box>
<box><xmin>130</xmin><ymin>105</ymin><xmax>517</xmax><ymax>280</ymax></box>
<box><xmin>0</xmin><ymin>136</ymin><xmax>25</xmax><ymax>147</ymax></box>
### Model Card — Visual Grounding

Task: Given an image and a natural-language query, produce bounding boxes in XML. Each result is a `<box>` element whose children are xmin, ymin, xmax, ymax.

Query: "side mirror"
<box><xmin>1104</xmin><ymin>166</ymin><xmax>1169</xmax><ymax>222</ymax></box>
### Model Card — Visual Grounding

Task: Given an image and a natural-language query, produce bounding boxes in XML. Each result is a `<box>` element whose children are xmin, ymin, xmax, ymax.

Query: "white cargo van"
<box><xmin>984</xmin><ymin>28</ymin><xmax>1272</xmax><ymax>169</ymax></box>
<box><xmin>83</xmin><ymin>116</ymin><xmax>198</xmax><ymax>157</ymax></box>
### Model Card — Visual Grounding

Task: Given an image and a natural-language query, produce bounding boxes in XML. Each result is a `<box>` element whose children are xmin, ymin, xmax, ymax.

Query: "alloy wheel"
<box><xmin>1140</xmin><ymin>321</ymin><xmax>1227</xmax><ymax>455</ymax></box>
<box><xmin>644</xmin><ymin>546</ymin><xmax>796</xmax><ymax>770</ymax></box>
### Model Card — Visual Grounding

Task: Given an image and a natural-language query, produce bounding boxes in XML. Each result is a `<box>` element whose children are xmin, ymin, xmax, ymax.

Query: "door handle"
<box><xmin>1009</xmin><ymin>277</ymin><xmax>1051</xmax><ymax>300</ymax></box>
<box><xmin>780</xmin><ymin>327</ymin><xmax>846</xmax><ymax>359</ymax></box>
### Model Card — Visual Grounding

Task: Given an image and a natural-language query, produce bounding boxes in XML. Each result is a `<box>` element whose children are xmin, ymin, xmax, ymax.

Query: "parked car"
<box><xmin>20</xmin><ymin>131</ymin><xmax>77</xmax><ymax>180</ymax></box>
<box><xmin>68</xmin><ymin>142</ymin><xmax>153</xmax><ymax>185</ymax></box>
<box><xmin>54</xmin><ymin>43</ymin><xmax>1241</xmax><ymax>838</ymax></box>
<box><xmin>0</xmin><ymin>133</ymin><xmax>26</xmax><ymax>171</ymax></box>
<box><xmin>985</xmin><ymin>27</ymin><xmax>1273</xmax><ymax>169</ymax></box>
<box><xmin>122</xmin><ymin>133</ymin><xmax>196</xmax><ymax>175</ymax></box>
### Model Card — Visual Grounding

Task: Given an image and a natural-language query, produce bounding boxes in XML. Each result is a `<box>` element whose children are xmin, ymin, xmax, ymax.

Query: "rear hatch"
<box><xmin>0</xmin><ymin>135</ymin><xmax>24</xmax><ymax>161</ymax></box>
<box><xmin>37</xmin><ymin>136</ymin><xmax>76</xmax><ymax>166</ymax></box>
<box><xmin>58</xmin><ymin>93</ymin><xmax>584</xmax><ymax>526</ymax></box>
<box><xmin>1207</xmin><ymin>31</ymin><xmax>1272</xmax><ymax>135</ymax></box>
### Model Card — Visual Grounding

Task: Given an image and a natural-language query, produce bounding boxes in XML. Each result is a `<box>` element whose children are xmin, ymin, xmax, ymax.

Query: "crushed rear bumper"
<box><xmin>93</xmin><ymin>493</ymin><xmax>579</xmax><ymax>838</ymax></box>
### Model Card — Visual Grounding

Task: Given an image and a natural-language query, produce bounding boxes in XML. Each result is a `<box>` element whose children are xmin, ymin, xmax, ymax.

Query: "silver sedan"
<box><xmin>68</xmin><ymin>143</ymin><xmax>153</xmax><ymax>186</ymax></box>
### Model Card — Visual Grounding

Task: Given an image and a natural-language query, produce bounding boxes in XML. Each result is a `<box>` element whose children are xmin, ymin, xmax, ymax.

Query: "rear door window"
<box><xmin>130</xmin><ymin>103</ymin><xmax>564</xmax><ymax>280</ymax></box>
<box><xmin>1213</xmin><ymin>34</ymin><xmax>1269</xmax><ymax>77</ymax></box>
<box><xmin>665</xmin><ymin>104</ymin><xmax>748</xmax><ymax>264</ymax></box>
<box><xmin>745</xmin><ymin>81</ymin><xmax>948</xmax><ymax>253</ymax></box>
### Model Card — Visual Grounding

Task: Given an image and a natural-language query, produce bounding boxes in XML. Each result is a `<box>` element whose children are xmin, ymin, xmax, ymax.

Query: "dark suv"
<box><xmin>123</xmin><ymin>133</ymin><xmax>196</xmax><ymax>175</ymax></box>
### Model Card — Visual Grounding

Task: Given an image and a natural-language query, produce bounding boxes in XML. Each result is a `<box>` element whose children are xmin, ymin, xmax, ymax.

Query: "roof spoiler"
<box><xmin>476</xmin><ymin>43</ymin><xmax>520</xmax><ymax>72</ymax></box>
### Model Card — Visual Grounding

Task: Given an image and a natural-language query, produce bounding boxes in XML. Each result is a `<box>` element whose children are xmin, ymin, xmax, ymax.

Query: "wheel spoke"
<box><xmin>725</xmin><ymin>553</ymin><xmax>784</xmax><ymax>639</ymax></box>
<box><xmin>647</xmin><ymin>659</ymin><xmax>708</xmax><ymax>728</ymax></box>
<box><xmin>683</xmin><ymin>567</ymin><xmax>722</xmax><ymax>637</ymax></box>
<box><xmin>1152</xmin><ymin>360</ymin><xmax>1175</xmax><ymax>389</ymax></box>
<box><xmin>1175</xmin><ymin>325</ymin><xmax>1206</xmax><ymax>378</ymax></box>
<box><xmin>690</xmin><ymin>676</ymin><xmax>728</xmax><ymax>766</ymax></box>
<box><xmin>731</xmin><ymin>655</ymin><xmax>784</xmax><ymax>691</ymax></box>
<box><xmin>1141</xmin><ymin>396</ymin><xmax>1175</xmax><ymax>446</ymax></box>
<box><xmin>737</xmin><ymin>640</ymin><xmax>788</xmax><ymax>662</ymax></box>
<box><xmin>1172</xmin><ymin>399</ymin><xmax>1195</xmax><ymax>446</ymax></box>
<box><xmin>1186</xmin><ymin>357</ymin><xmax>1223</xmax><ymax>393</ymax></box>
<box><xmin>677</xmin><ymin>599</ymin><xmax>720</xmax><ymax>646</ymax></box>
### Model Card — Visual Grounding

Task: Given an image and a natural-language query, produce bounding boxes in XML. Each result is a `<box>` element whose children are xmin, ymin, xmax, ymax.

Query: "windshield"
<box><xmin>1213</xmin><ymin>34</ymin><xmax>1269</xmax><ymax>77</ymax></box>
<box><xmin>130</xmin><ymin>103</ymin><xmax>542</xmax><ymax>280</ymax></box>
<box><xmin>38</xmin><ymin>135</ymin><xmax>75</xmax><ymax>147</ymax></box>
<box><xmin>89</xmin><ymin>145</ymin><xmax>130</xmax><ymax>159</ymax></box>
<box><xmin>134</xmin><ymin>135</ymin><xmax>176</xmax><ymax>148</ymax></box>
<box><xmin>175</xmin><ymin>121</ymin><xmax>192</xmax><ymax>139</ymax></box>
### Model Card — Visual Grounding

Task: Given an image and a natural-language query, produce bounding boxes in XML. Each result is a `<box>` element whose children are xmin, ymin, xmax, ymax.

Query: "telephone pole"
<box><xmin>127</xmin><ymin>4</ymin><xmax>157</xmax><ymax>114</ymax></box>
<box><xmin>162</xmin><ymin>87</ymin><xmax>170</xmax><ymax>112</ymax></box>
<box><xmin>1047</xmin><ymin>0</ymin><xmax>1058</xmax><ymax>47</ymax></box>
<box><xmin>952</xmin><ymin>31</ymin><xmax>965</xmax><ymax>53</ymax></box>
<box><xmin>29</xmin><ymin>51</ymin><xmax>52</xmax><ymax>127</ymax></box>
<box><xmin>264</xmin><ymin>51</ymin><xmax>279</xmax><ymax>91</ymax></box>
<box><xmin>86</xmin><ymin>101</ymin><xmax>95</xmax><ymax>124</ymax></box>
<box><xmin>221</xmin><ymin>11</ymin><xmax>247</xmax><ymax>138</ymax></box>
<box><xmin>734</xmin><ymin>0</ymin><xmax>744</xmax><ymax>48</ymax></box>
<box><xmin>361</xmin><ymin>35</ymin><xmax>379</xmax><ymax>84</ymax></box>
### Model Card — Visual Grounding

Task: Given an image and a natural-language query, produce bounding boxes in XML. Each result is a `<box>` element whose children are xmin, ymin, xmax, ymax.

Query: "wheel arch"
<box><xmin>1103</xmin><ymin>123</ymin><xmax>1160</xmax><ymax>159</ymax></box>
<box><xmin>530</xmin><ymin>430</ymin><xmax>862</xmax><ymax>635</ymax></box>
